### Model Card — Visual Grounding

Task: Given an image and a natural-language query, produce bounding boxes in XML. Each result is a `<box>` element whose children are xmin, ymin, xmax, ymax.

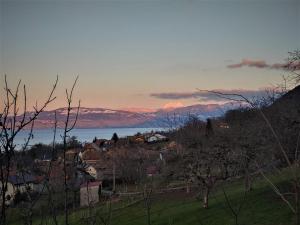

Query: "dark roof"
<box><xmin>8</xmin><ymin>174</ymin><xmax>36</xmax><ymax>185</ymax></box>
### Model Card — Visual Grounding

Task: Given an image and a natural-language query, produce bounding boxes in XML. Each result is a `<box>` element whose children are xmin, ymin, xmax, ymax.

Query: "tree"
<box><xmin>202</xmin><ymin>77</ymin><xmax>300</xmax><ymax>224</ymax></box>
<box><xmin>174</xmin><ymin>117</ymin><xmax>237</xmax><ymax>209</ymax></box>
<box><xmin>205</xmin><ymin>118</ymin><xmax>213</xmax><ymax>137</ymax></box>
<box><xmin>67</xmin><ymin>136</ymin><xmax>82</xmax><ymax>149</ymax></box>
<box><xmin>62</xmin><ymin>76</ymin><xmax>80</xmax><ymax>225</ymax></box>
<box><xmin>0</xmin><ymin>76</ymin><xmax>58</xmax><ymax>225</ymax></box>
<box><xmin>0</xmin><ymin>75</ymin><xmax>82</xmax><ymax>225</ymax></box>
<box><xmin>111</xmin><ymin>133</ymin><xmax>119</xmax><ymax>143</ymax></box>
<box><xmin>287</xmin><ymin>50</ymin><xmax>300</xmax><ymax>84</ymax></box>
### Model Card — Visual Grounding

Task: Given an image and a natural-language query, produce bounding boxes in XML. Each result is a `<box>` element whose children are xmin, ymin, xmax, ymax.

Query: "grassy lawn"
<box><xmin>6</xmin><ymin>170</ymin><xmax>295</xmax><ymax>225</ymax></box>
<box><xmin>109</xmin><ymin>181</ymin><xmax>292</xmax><ymax>225</ymax></box>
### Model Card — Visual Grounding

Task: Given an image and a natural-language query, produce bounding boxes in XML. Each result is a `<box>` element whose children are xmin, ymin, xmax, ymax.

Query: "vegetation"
<box><xmin>5</xmin><ymin>169</ymin><xmax>295</xmax><ymax>225</ymax></box>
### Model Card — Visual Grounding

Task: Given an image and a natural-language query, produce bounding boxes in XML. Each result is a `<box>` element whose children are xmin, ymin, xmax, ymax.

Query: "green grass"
<box><xmin>7</xmin><ymin>170</ymin><xmax>295</xmax><ymax>225</ymax></box>
<box><xmin>109</xmin><ymin>182</ymin><xmax>292</xmax><ymax>225</ymax></box>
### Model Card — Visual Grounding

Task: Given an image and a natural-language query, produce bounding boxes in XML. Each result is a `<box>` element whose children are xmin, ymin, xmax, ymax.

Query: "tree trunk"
<box><xmin>295</xmin><ymin>182</ymin><xmax>299</xmax><ymax>225</ymax></box>
<box><xmin>113</xmin><ymin>163</ymin><xmax>116</xmax><ymax>192</ymax></box>
<box><xmin>73</xmin><ymin>190</ymin><xmax>77</xmax><ymax>209</ymax></box>
<box><xmin>186</xmin><ymin>181</ymin><xmax>190</xmax><ymax>194</ymax></box>
<box><xmin>203</xmin><ymin>188</ymin><xmax>209</xmax><ymax>209</ymax></box>
<box><xmin>0</xmin><ymin>181</ymin><xmax>7</xmax><ymax>225</ymax></box>
<box><xmin>245</xmin><ymin>169</ymin><xmax>252</xmax><ymax>192</ymax></box>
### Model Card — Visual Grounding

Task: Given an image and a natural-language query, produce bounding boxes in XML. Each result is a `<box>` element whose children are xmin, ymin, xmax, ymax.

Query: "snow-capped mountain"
<box><xmin>20</xmin><ymin>103</ymin><xmax>239</xmax><ymax>129</ymax></box>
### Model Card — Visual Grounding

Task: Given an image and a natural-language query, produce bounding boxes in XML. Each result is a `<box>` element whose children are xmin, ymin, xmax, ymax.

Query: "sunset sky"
<box><xmin>1</xmin><ymin>0</ymin><xmax>299</xmax><ymax>110</ymax></box>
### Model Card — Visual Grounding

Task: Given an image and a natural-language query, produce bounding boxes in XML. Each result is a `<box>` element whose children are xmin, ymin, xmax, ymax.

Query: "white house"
<box><xmin>146</xmin><ymin>134</ymin><xmax>168</xmax><ymax>143</ymax></box>
<box><xmin>80</xmin><ymin>181</ymin><xmax>102</xmax><ymax>207</ymax></box>
<box><xmin>0</xmin><ymin>174</ymin><xmax>37</xmax><ymax>205</ymax></box>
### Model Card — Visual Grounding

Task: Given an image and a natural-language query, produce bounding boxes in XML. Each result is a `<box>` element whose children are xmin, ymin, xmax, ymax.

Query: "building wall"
<box><xmin>15</xmin><ymin>183</ymin><xmax>34</xmax><ymax>193</ymax></box>
<box><xmin>1</xmin><ymin>182</ymin><xmax>38</xmax><ymax>206</ymax></box>
<box><xmin>0</xmin><ymin>182</ymin><xmax>16</xmax><ymax>205</ymax></box>
<box><xmin>80</xmin><ymin>185</ymin><xmax>100</xmax><ymax>207</ymax></box>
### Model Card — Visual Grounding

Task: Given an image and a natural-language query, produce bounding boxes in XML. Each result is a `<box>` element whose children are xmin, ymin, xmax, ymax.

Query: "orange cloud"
<box><xmin>163</xmin><ymin>101</ymin><xmax>184</xmax><ymax>109</ymax></box>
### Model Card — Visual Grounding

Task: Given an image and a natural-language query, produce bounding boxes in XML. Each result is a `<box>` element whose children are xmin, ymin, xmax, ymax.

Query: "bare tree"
<box><xmin>61</xmin><ymin>76</ymin><xmax>80</xmax><ymax>225</ymax></box>
<box><xmin>287</xmin><ymin>50</ymin><xmax>300</xmax><ymax>84</ymax></box>
<box><xmin>174</xmin><ymin>117</ymin><xmax>237</xmax><ymax>209</ymax></box>
<box><xmin>222</xmin><ymin>187</ymin><xmax>247</xmax><ymax>225</ymax></box>
<box><xmin>201</xmin><ymin>83</ymin><xmax>300</xmax><ymax>224</ymax></box>
<box><xmin>0</xmin><ymin>75</ymin><xmax>58</xmax><ymax>225</ymax></box>
<box><xmin>143</xmin><ymin>185</ymin><xmax>153</xmax><ymax>225</ymax></box>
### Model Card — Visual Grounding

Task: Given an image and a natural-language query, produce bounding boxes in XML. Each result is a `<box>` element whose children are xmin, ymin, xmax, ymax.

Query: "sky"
<box><xmin>0</xmin><ymin>0</ymin><xmax>299</xmax><ymax>111</ymax></box>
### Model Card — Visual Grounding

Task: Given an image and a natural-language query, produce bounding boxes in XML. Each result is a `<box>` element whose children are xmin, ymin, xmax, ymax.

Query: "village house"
<box><xmin>80</xmin><ymin>181</ymin><xmax>102</xmax><ymax>207</ymax></box>
<box><xmin>91</xmin><ymin>138</ymin><xmax>115</xmax><ymax>151</ymax></box>
<box><xmin>65</xmin><ymin>148</ymin><xmax>82</xmax><ymax>162</ymax></box>
<box><xmin>146</xmin><ymin>165</ymin><xmax>159</xmax><ymax>177</ymax></box>
<box><xmin>93</xmin><ymin>138</ymin><xmax>114</xmax><ymax>150</ymax></box>
<box><xmin>218</xmin><ymin>122</ymin><xmax>230</xmax><ymax>129</ymax></box>
<box><xmin>34</xmin><ymin>159</ymin><xmax>74</xmax><ymax>191</ymax></box>
<box><xmin>0</xmin><ymin>173</ymin><xmax>39</xmax><ymax>205</ymax></box>
<box><xmin>145</xmin><ymin>133</ymin><xmax>168</xmax><ymax>143</ymax></box>
<box><xmin>127</xmin><ymin>134</ymin><xmax>145</xmax><ymax>144</ymax></box>
<box><xmin>79</xmin><ymin>145</ymin><xmax>114</xmax><ymax>178</ymax></box>
<box><xmin>84</xmin><ymin>143</ymin><xmax>101</xmax><ymax>152</ymax></box>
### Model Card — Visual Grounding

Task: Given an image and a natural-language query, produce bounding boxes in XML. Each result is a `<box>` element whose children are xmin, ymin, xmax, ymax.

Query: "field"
<box><xmin>7</xmin><ymin>170</ymin><xmax>294</xmax><ymax>225</ymax></box>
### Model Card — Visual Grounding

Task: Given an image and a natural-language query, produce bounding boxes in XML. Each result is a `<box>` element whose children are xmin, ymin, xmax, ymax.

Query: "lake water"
<box><xmin>14</xmin><ymin>127</ymin><xmax>165</xmax><ymax>148</ymax></box>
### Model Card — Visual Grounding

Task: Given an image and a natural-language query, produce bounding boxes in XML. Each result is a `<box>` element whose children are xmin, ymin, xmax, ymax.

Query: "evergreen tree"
<box><xmin>111</xmin><ymin>132</ymin><xmax>119</xmax><ymax>143</ymax></box>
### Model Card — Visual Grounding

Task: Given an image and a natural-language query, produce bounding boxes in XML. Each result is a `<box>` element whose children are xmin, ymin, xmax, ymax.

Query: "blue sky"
<box><xmin>1</xmin><ymin>0</ymin><xmax>299</xmax><ymax>110</ymax></box>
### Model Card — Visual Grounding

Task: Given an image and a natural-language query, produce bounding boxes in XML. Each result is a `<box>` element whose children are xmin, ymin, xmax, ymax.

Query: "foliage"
<box><xmin>111</xmin><ymin>133</ymin><xmax>119</xmax><ymax>143</ymax></box>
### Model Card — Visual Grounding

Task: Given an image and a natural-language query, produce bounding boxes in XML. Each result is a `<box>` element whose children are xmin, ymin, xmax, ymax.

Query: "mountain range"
<box><xmin>27</xmin><ymin>102</ymin><xmax>240</xmax><ymax>129</ymax></box>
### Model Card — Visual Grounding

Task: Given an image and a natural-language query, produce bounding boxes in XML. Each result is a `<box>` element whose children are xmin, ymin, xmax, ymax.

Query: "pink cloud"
<box><xmin>228</xmin><ymin>59</ymin><xmax>300</xmax><ymax>71</ymax></box>
<box><xmin>150</xmin><ymin>89</ymin><xmax>271</xmax><ymax>102</ymax></box>
<box><xmin>227</xmin><ymin>59</ymin><xmax>268</xmax><ymax>69</ymax></box>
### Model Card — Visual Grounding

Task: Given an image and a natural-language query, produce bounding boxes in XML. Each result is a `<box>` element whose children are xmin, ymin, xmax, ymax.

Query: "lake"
<box><xmin>13</xmin><ymin>127</ymin><xmax>165</xmax><ymax>148</ymax></box>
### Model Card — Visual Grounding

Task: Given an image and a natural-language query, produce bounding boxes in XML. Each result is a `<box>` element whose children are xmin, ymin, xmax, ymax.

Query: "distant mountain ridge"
<box><xmin>24</xmin><ymin>103</ymin><xmax>240</xmax><ymax>129</ymax></box>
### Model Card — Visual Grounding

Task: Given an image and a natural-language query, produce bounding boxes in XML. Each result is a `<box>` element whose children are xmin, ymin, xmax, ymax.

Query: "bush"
<box><xmin>13</xmin><ymin>190</ymin><xmax>29</xmax><ymax>205</ymax></box>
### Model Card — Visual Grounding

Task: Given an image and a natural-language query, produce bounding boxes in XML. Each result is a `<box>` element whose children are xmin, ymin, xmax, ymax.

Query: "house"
<box><xmin>135</xmin><ymin>137</ymin><xmax>145</xmax><ymax>143</ymax></box>
<box><xmin>8</xmin><ymin>174</ymin><xmax>37</xmax><ymax>193</ymax></box>
<box><xmin>65</xmin><ymin>148</ymin><xmax>81</xmax><ymax>162</ymax></box>
<box><xmin>84</xmin><ymin>143</ymin><xmax>101</xmax><ymax>152</ymax></box>
<box><xmin>146</xmin><ymin>165</ymin><xmax>159</xmax><ymax>177</ymax></box>
<box><xmin>166</xmin><ymin>141</ymin><xmax>178</xmax><ymax>150</ymax></box>
<box><xmin>34</xmin><ymin>159</ymin><xmax>71</xmax><ymax>191</ymax></box>
<box><xmin>91</xmin><ymin>139</ymin><xmax>114</xmax><ymax>151</ymax></box>
<box><xmin>77</xmin><ymin>162</ymin><xmax>98</xmax><ymax>180</ymax></box>
<box><xmin>93</xmin><ymin>138</ymin><xmax>107</xmax><ymax>147</ymax></box>
<box><xmin>146</xmin><ymin>134</ymin><xmax>168</xmax><ymax>143</ymax></box>
<box><xmin>0</xmin><ymin>173</ymin><xmax>38</xmax><ymax>205</ymax></box>
<box><xmin>93</xmin><ymin>138</ymin><xmax>111</xmax><ymax>151</ymax></box>
<box><xmin>127</xmin><ymin>135</ymin><xmax>145</xmax><ymax>144</ymax></box>
<box><xmin>81</xmin><ymin>148</ymin><xmax>102</xmax><ymax>161</ymax></box>
<box><xmin>219</xmin><ymin>122</ymin><xmax>230</xmax><ymax>129</ymax></box>
<box><xmin>80</xmin><ymin>181</ymin><xmax>102</xmax><ymax>207</ymax></box>
<box><xmin>78</xmin><ymin>148</ymin><xmax>115</xmax><ymax>181</ymax></box>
